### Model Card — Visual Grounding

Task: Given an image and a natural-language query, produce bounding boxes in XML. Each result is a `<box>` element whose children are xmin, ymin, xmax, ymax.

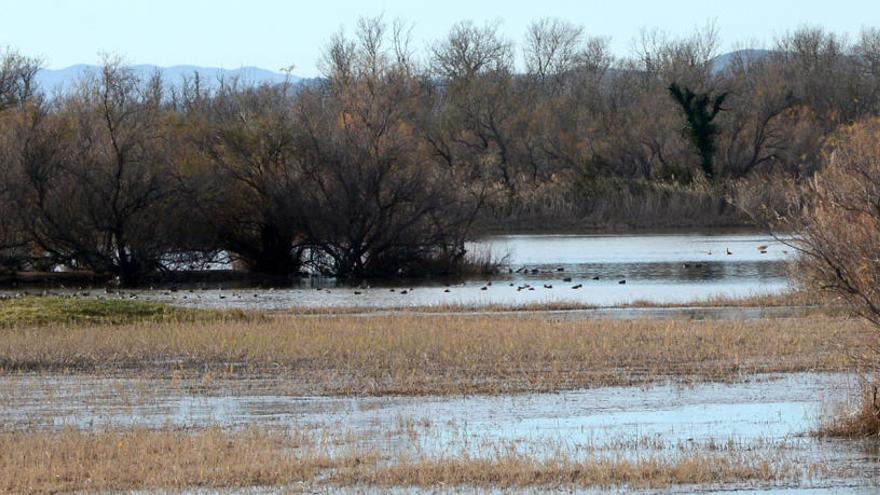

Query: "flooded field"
<box><xmin>1</xmin><ymin>373</ymin><xmax>876</xmax><ymax>491</ymax></box>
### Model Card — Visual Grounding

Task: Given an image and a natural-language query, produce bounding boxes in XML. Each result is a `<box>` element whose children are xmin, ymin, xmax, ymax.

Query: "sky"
<box><xmin>4</xmin><ymin>0</ymin><xmax>877</xmax><ymax>76</ymax></box>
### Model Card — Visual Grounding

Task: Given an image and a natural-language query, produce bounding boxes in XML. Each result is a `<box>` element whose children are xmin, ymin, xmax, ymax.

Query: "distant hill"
<box><xmin>33</xmin><ymin>51</ymin><xmax>775</xmax><ymax>95</ymax></box>
<box><xmin>35</xmin><ymin>64</ymin><xmax>300</xmax><ymax>94</ymax></box>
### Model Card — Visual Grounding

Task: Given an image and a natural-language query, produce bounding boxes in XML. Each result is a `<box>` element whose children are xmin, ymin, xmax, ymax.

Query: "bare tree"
<box><xmin>430</xmin><ymin>21</ymin><xmax>513</xmax><ymax>80</ymax></box>
<box><xmin>0</xmin><ymin>49</ymin><xmax>42</xmax><ymax>270</ymax></box>
<box><xmin>191</xmin><ymin>79</ymin><xmax>307</xmax><ymax>275</ymax></box>
<box><xmin>297</xmin><ymin>17</ymin><xmax>479</xmax><ymax>278</ymax></box>
<box><xmin>782</xmin><ymin>119</ymin><xmax>880</xmax><ymax>334</ymax></box>
<box><xmin>19</xmin><ymin>57</ymin><xmax>181</xmax><ymax>284</ymax></box>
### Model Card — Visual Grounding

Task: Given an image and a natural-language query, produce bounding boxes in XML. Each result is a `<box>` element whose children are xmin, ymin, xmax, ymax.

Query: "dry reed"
<box><xmin>0</xmin><ymin>427</ymin><xmax>807</xmax><ymax>493</ymax></box>
<box><xmin>0</xmin><ymin>314</ymin><xmax>869</xmax><ymax>395</ymax></box>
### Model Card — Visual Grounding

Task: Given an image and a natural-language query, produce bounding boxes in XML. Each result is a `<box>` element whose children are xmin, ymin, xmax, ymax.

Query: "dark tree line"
<box><xmin>2</xmin><ymin>20</ymin><xmax>880</xmax><ymax>284</ymax></box>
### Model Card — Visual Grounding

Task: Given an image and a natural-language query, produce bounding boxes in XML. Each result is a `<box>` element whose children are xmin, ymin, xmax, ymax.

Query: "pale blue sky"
<box><xmin>4</xmin><ymin>0</ymin><xmax>876</xmax><ymax>76</ymax></box>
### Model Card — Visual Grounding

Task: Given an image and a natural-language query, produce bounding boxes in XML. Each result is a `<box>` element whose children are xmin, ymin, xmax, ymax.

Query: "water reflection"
<box><xmin>0</xmin><ymin>233</ymin><xmax>795</xmax><ymax>309</ymax></box>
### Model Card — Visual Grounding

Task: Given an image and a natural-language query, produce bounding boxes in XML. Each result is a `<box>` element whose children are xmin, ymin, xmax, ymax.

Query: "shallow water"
<box><xmin>0</xmin><ymin>373</ymin><xmax>853</xmax><ymax>444</ymax></box>
<box><xmin>4</xmin><ymin>232</ymin><xmax>791</xmax><ymax>311</ymax></box>
<box><xmin>3</xmin><ymin>372</ymin><xmax>876</xmax><ymax>491</ymax></box>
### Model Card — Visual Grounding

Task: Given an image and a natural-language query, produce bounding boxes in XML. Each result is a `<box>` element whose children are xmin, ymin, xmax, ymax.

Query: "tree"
<box><xmin>19</xmin><ymin>57</ymin><xmax>183</xmax><ymax>285</ymax></box>
<box><xmin>0</xmin><ymin>49</ymin><xmax>42</xmax><ymax>270</ymax></box>
<box><xmin>784</xmin><ymin>118</ymin><xmax>880</xmax><ymax>333</ymax></box>
<box><xmin>189</xmin><ymin>80</ymin><xmax>307</xmax><ymax>275</ymax></box>
<box><xmin>296</xmin><ymin>17</ymin><xmax>479</xmax><ymax>279</ymax></box>
<box><xmin>668</xmin><ymin>83</ymin><xmax>727</xmax><ymax>180</ymax></box>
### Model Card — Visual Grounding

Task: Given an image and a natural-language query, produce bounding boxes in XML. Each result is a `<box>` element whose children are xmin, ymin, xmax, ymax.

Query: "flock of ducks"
<box><xmin>1</xmin><ymin>244</ymin><xmax>786</xmax><ymax>301</ymax></box>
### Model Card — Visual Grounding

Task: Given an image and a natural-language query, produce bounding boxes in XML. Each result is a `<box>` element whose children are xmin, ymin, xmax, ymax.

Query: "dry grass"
<box><xmin>341</xmin><ymin>453</ymin><xmax>791</xmax><ymax>489</ymax></box>
<box><xmin>0</xmin><ymin>427</ymin><xmax>348</xmax><ymax>493</ymax></box>
<box><xmin>0</xmin><ymin>427</ymin><xmax>805</xmax><ymax>493</ymax></box>
<box><xmin>816</xmin><ymin>380</ymin><xmax>880</xmax><ymax>438</ymax></box>
<box><xmin>0</xmin><ymin>313</ymin><xmax>870</xmax><ymax>395</ymax></box>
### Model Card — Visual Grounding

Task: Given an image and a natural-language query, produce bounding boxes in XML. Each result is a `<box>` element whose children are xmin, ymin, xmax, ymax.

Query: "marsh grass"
<box><xmin>0</xmin><ymin>314</ymin><xmax>869</xmax><ymax>395</ymax></box>
<box><xmin>816</xmin><ymin>379</ymin><xmax>880</xmax><ymax>438</ymax></box>
<box><xmin>343</xmin><ymin>453</ymin><xmax>791</xmax><ymax>489</ymax></box>
<box><xmin>0</xmin><ymin>427</ymin><xmax>346</xmax><ymax>493</ymax></box>
<box><xmin>0</xmin><ymin>427</ymin><xmax>808</xmax><ymax>493</ymax></box>
<box><xmin>0</xmin><ymin>296</ymin><xmax>252</xmax><ymax>327</ymax></box>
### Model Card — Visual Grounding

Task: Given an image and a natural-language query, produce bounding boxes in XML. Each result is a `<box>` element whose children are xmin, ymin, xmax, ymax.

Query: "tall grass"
<box><xmin>816</xmin><ymin>379</ymin><xmax>880</xmax><ymax>438</ymax></box>
<box><xmin>0</xmin><ymin>426</ymin><xmax>807</xmax><ymax>493</ymax></box>
<box><xmin>0</xmin><ymin>314</ymin><xmax>867</xmax><ymax>395</ymax></box>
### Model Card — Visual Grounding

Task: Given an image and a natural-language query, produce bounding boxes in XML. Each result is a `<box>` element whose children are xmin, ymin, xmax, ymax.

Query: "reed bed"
<box><xmin>0</xmin><ymin>427</ymin><xmax>809</xmax><ymax>493</ymax></box>
<box><xmin>0</xmin><ymin>313</ymin><xmax>870</xmax><ymax>395</ymax></box>
<box><xmin>816</xmin><ymin>379</ymin><xmax>880</xmax><ymax>438</ymax></box>
<box><xmin>0</xmin><ymin>427</ymin><xmax>343</xmax><ymax>493</ymax></box>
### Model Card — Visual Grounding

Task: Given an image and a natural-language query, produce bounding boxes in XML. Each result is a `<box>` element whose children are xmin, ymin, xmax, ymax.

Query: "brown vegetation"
<box><xmin>0</xmin><ymin>313</ymin><xmax>868</xmax><ymax>395</ymax></box>
<box><xmin>0</xmin><ymin>427</ymin><xmax>340</xmax><ymax>493</ymax></box>
<box><xmin>817</xmin><ymin>380</ymin><xmax>880</xmax><ymax>438</ymax></box>
<box><xmin>0</xmin><ymin>426</ymin><xmax>807</xmax><ymax>493</ymax></box>
<box><xmin>343</xmin><ymin>453</ymin><xmax>791</xmax><ymax>490</ymax></box>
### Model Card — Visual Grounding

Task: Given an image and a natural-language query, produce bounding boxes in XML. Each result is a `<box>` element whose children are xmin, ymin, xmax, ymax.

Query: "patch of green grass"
<box><xmin>0</xmin><ymin>297</ymin><xmax>218</xmax><ymax>327</ymax></box>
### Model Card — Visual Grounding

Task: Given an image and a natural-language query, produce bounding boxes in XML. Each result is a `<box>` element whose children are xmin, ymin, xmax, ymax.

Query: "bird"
<box><xmin>572</xmin><ymin>284</ymin><xmax>583</xmax><ymax>289</ymax></box>
<box><xmin>543</xmin><ymin>284</ymin><xmax>553</xmax><ymax>289</ymax></box>
<box><xmin>353</xmin><ymin>291</ymin><xmax>362</xmax><ymax>295</ymax></box>
<box><xmin>618</xmin><ymin>280</ymin><xmax>626</xmax><ymax>285</ymax></box>
<box><xmin>480</xmin><ymin>286</ymin><xmax>488</xmax><ymax>291</ymax></box>
<box><xmin>400</xmin><ymin>290</ymin><xmax>408</xmax><ymax>295</ymax></box>
<box><xmin>726</xmin><ymin>248</ymin><xmax>732</xmax><ymax>255</ymax></box>
<box><xmin>563</xmin><ymin>277</ymin><xmax>572</xmax><ymax>282</ymax></box>
<box><xmin>556</xmin><ymin>267</ymin><xmax>565</xmax><ymax>272</ymax></box>
<box><xmin>444</xmin><ymin>289</ymin><xmax>451</xmax><ymax>293</ymax></box>
<box><xmin>592</xmin><ymin>276</ymin><xmax>600</xmax><ymax>281</ymax></box>
<box><xmin>757</xmin><ymin>245</ymin><xmax>768</xmax><ymax>251</ymax></box>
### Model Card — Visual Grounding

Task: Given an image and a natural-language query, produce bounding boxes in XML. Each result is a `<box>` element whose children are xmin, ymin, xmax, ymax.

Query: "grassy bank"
<box><xmin>0</xmin><ymin>296</ymin><xmax>252</xmax><ymax>327</ymax></box>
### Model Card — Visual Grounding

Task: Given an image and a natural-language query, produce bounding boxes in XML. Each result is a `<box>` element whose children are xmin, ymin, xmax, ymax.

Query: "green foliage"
<box><xmin>668</xmin><ymin>83</ymin><xmax>728</xmax><ymax>180</ymax></box>
<box><xmin>0</xmin><ymin>297</ymin><xmax>215</xmax><ymax>327</ymax></box>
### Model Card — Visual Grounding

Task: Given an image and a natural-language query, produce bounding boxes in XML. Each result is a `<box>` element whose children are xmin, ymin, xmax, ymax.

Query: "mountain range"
<box><xmin>35</xmin><ymin>64</ymin><xmax>300</xmax><ymax>94</ymax></box>
<box><xmin>34</xmin><ymin>50</ymin><xmax>773</xmax><ymax>94</ymax></box>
